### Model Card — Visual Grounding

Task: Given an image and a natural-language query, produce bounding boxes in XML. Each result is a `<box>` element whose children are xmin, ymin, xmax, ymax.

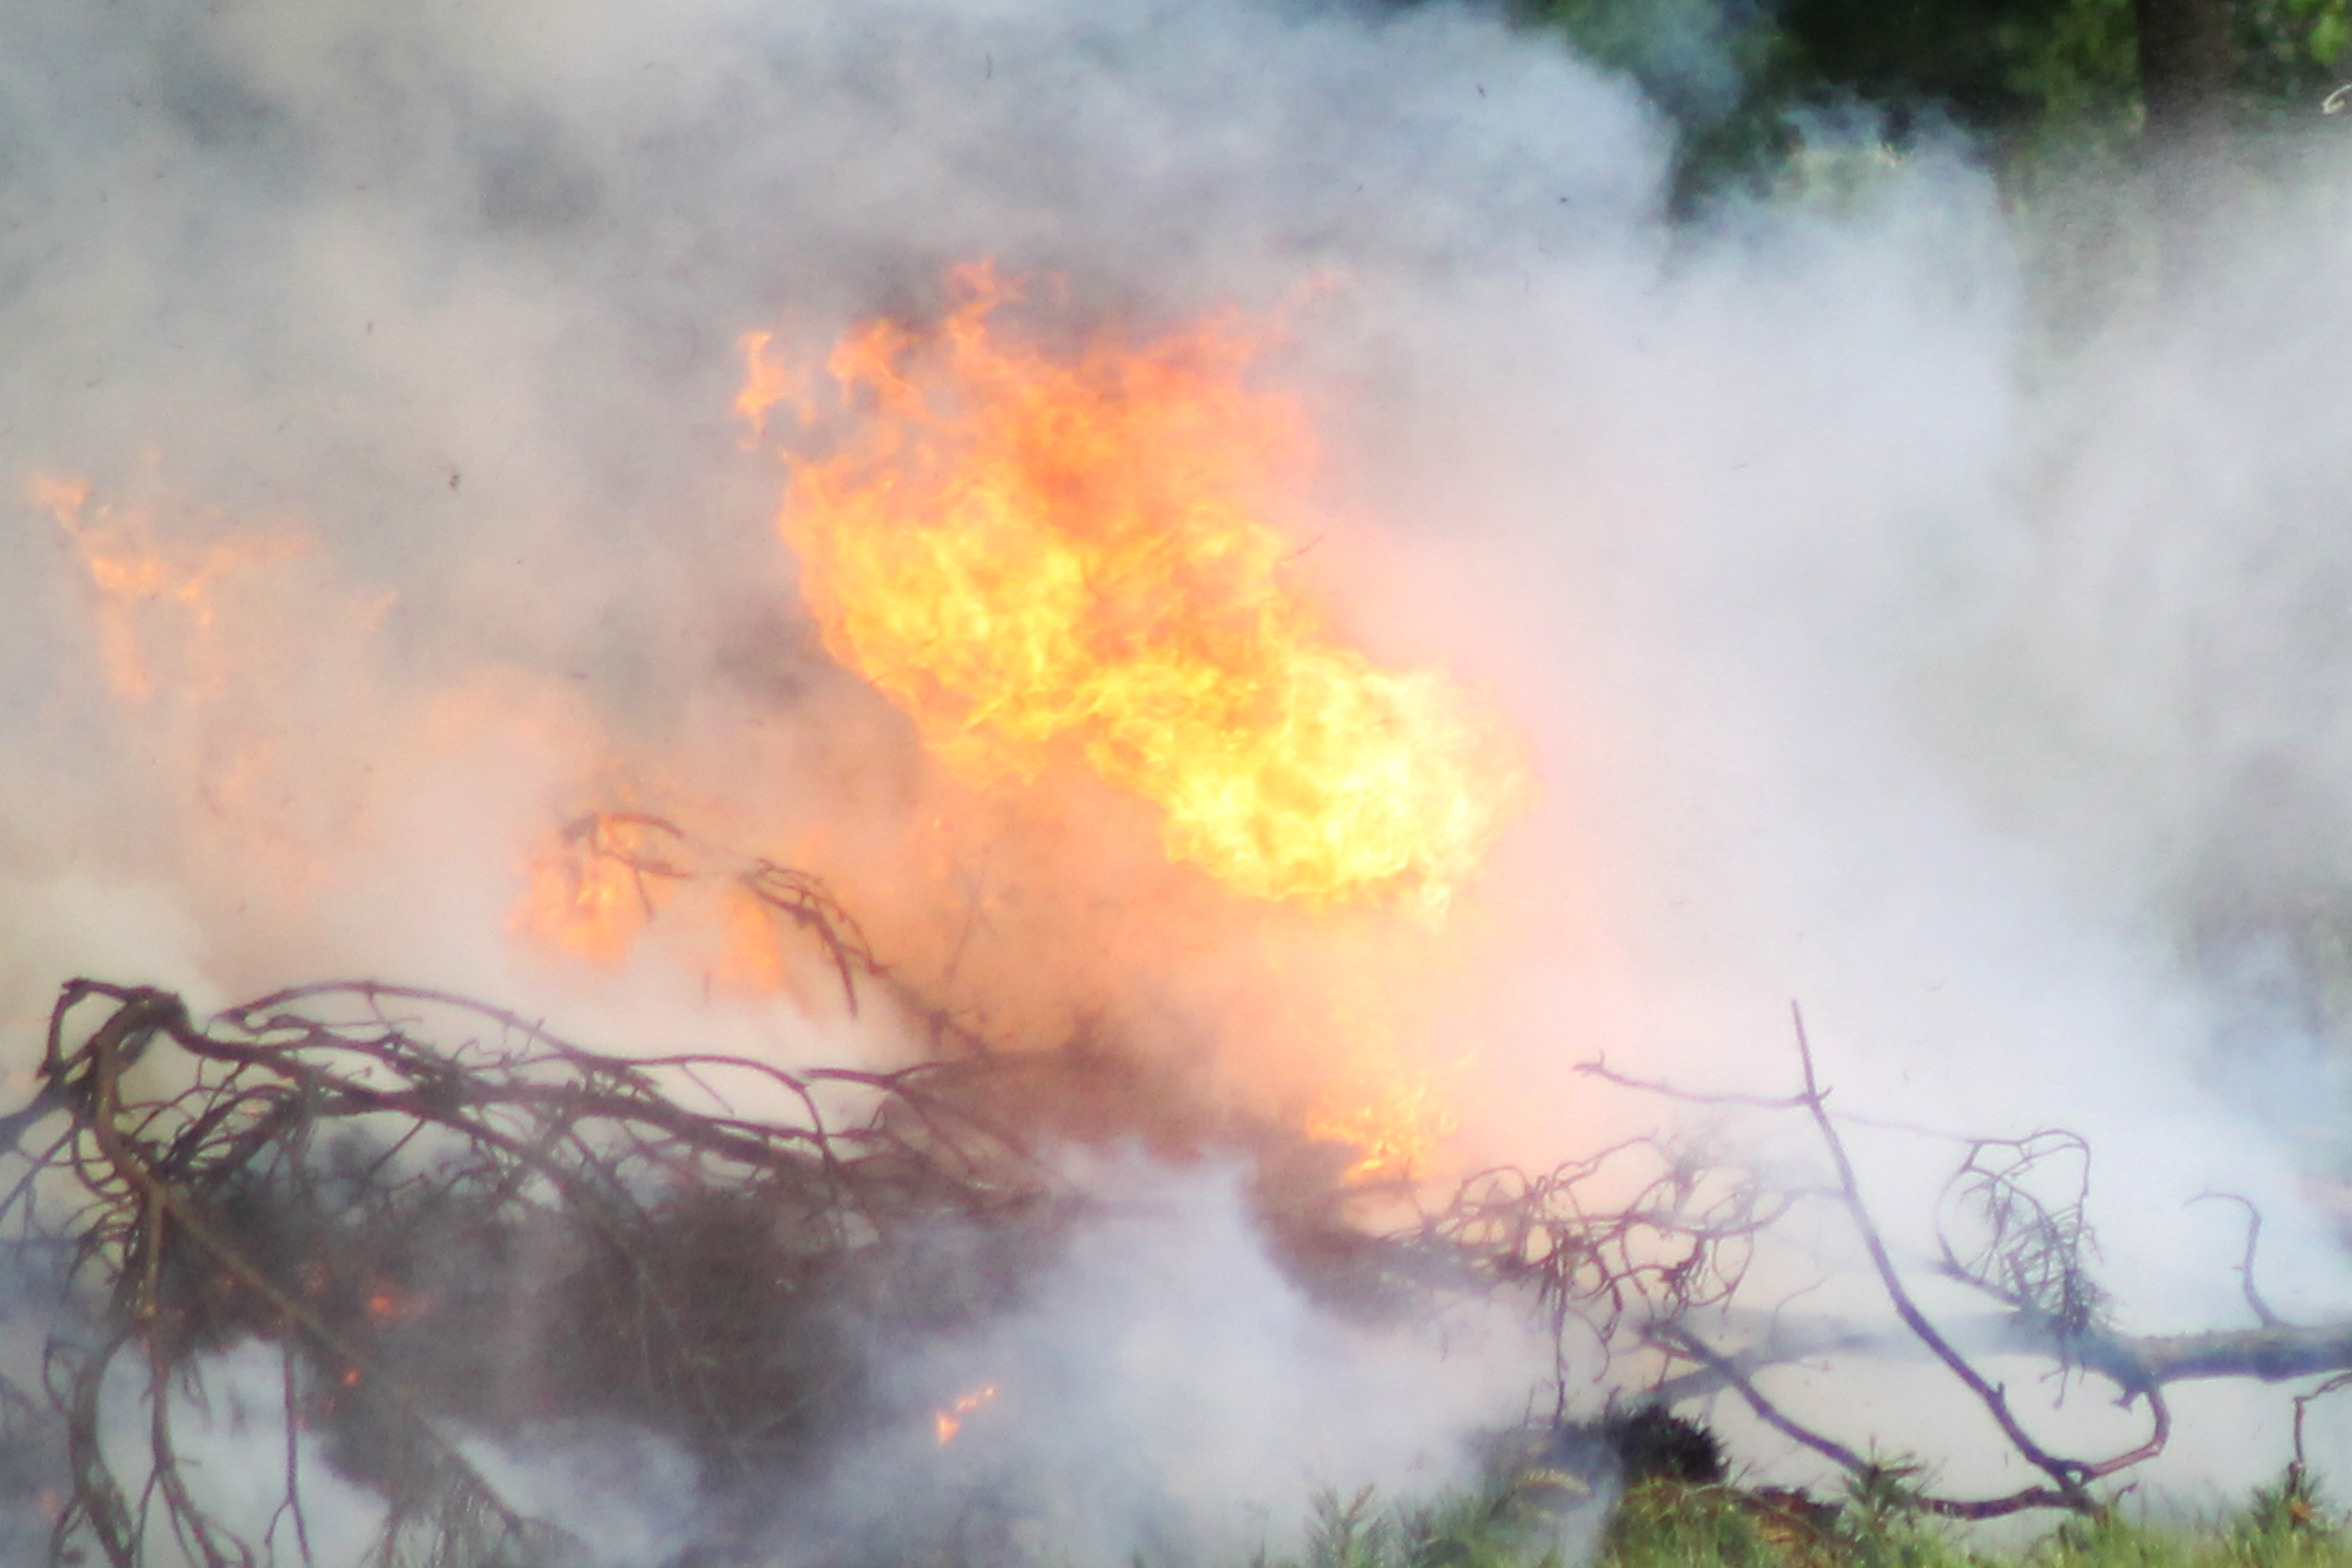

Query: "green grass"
<box><xmin>1268</xmin><ymin>1472</ymin><xmax>2352</xmax><ymax>1568</ymax></box>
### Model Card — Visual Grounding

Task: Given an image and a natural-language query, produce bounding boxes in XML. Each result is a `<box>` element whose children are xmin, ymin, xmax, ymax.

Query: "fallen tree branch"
<box><xmin>1573</xmin><ymin>1005</ymin><xmax>2188</xmax><ymax>1516</ymax></box>
<box><xmin>0</xmin><ymin>973</ymin><xmax>1098</xmax><ymax>1565</ymax></box>
<box><xmin>9</xmin><ymin>929</ymin><xmax>2352</xmax><ymax>1558</ymax></box>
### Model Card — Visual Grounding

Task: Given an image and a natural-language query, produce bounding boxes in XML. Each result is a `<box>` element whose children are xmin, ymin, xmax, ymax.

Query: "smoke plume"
<box><xmin>6</xmin><ymin>0</ymin><xmax>2352</xmax><ymax>1553</ymax></box>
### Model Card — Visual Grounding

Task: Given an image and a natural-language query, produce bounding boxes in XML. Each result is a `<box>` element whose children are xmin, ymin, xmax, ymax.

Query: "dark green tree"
<box><xmin>1506</xmin><ymin>0</ymin><xmax>2348</xmax><ymax>204</ymax></box>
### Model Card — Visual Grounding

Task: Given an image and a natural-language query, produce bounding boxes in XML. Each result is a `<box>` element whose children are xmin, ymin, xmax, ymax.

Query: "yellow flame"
<box><xmin>755</xmin><ymin>265</ymin><xmax>1530</xmax><ymax>914</ymax></box>
<box><xmin>1303</xmin><ymin>1060</ymin><xmax>1463</xmax><ymax>1183</ymax></box>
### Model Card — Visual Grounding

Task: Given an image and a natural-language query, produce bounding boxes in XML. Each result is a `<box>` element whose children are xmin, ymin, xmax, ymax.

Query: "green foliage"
<box><xmin>1771</xmin><ymin>0</ymin><xmax>2130</xmax><ymax>127</ymax></box>
<box><xmin>1991</xmin><ymin>0</ymin><xmax>2139</xmax><ymax>126</ymax></box>
<box><xmin>2241</xmin><ymin>0</ymin><xmax>2352</xmax><ymax>105</ymax></box>
<box><xmin>1604</xmin><ymin>1479</ymin><xmax>1810</xmax><ymax>1568</ymax></box>
<box><xmin>1836</xmin><ymin>1463</ymin><xmax>1957</xmax><ymax>1568</ymax></box>
<box><xmin>2235</xmin><ymin>1468</ymin><xmax>2343</xmax><ymax>1554</ymax></box>
<box><xmin>1306</xmin><ymin>1484</ymin><xmax>1394</xmax><ymax>1568</ymax></box>
<box><xmin>2027</xmin><ymin>1490</ymin><xmax>2349</xmax><ymax>1567</ymax></box>
<box><xmin>1294</xmin><ymin>1473</ymin><xmax>1583</xmax><ymax>1568</ymax></box>
<box><xmin>1251</xmin><ymin>1467</ymin><xmax>2352</xmax><ymax>1568</ymax></box>
<box><xmin>1474</xmin><ymin>0</ymin><xmax>2352</xmax><ymax>201</ymax></box>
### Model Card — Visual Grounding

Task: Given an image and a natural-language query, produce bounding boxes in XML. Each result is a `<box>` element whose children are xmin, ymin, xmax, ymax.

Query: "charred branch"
<box><xmin>2037</xmin><ymin>1319</ymin><xmax>2352</xmax><ymax>1389</ymax></box>
<box><xmin>0</xmin><ymin>968</ymin><xmax>1103</xmax><ymax>1565</ymax></box>
<box><xmin>8</xmin><ymin>911</ymin><xmax>2352</xmax><ymax>1558</ymax></box>
<box><xmin>0</xmin><ymin>955</ymin><xmax>1810</xmax><ymax>1562</ymax></box>
<box><xmin>1576</xmin><ymin>1006</ymin><xmax>2176</xmax><ymax>1517</ymax></box>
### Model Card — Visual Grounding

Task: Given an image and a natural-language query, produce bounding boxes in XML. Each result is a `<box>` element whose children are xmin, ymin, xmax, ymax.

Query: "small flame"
<box><xmin>754</xmin><ymin>265</ymin><xmax>1531</xmax><ymax>914</ymax></box>
<box><xmin>513</xmin><ymin>813</ymin><xmax>686</xmax><ymax>965</ymax></box>
<box><xmin>1304</xmin><ymin>1069</ymin><xmax>1460</xmax><ymax>1183</ymax></box>
<box><xmin>734</xmin><ymin>330</ymin><xmax>812</xmax><ymax>443</ymax></box>
<box><xmin>933</xmin><ymin>1382</ymin><xmax>1000</xmax><ymax>1446</ymax></box>
<box><xmin>36</xmin><ymin>475</ymin><xmax>304</xmax><ymax>703</ymax></box>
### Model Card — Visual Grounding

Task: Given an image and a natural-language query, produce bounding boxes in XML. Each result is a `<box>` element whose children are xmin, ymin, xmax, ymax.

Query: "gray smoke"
<box><xmin>5</xmin><ymin>0</ymin><xmax>2352</xmax><ymax>1555</ymax></box>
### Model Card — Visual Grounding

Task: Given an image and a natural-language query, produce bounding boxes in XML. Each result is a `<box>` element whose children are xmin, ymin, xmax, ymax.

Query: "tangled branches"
<box><xmin>1417</xmin><ymin>1141</ymin><xmax>1785</xmax><ymax>1404</ymax></box>
<box><xmin>3</xmin><ymin>873</ymin><xmax>2350</xmax><ymax>1561</ymax></box>
<box><xmin>530</xmin><ymin>811</ymin><xmax>992</xmax><ymax>1057</ymax></box>
<box><xmin>0</xmin><ymin>954</ymin><xmax>1826</xmax><ymax>1567</ymax></box>
<box><xmin>1936</xmin><ymin>1131</ymin><xmax>2108</xmax><ymax>1347</ymax></box>
<box><xmin>2</xmin><ymin>977</ymin><xmax>1081</xmax><ymax>1566</ymax></box>
<box><xmin>1581</xmin><ymin>1008</ymin><xmax>2172</xmax><ymax>1520</ymax></box>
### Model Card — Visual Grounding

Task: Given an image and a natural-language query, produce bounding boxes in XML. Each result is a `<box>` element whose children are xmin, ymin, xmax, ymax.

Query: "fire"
<box><xmin>735</xmin><ymin>329</ymin><xmax>811</xmax><ymax>442</ymax></box>
<box><xmin>756</xmin><ymin>265</ymin><xmax>1529</xmax><ymax>913</ymax></box>
<box><xmin>514</xmin><ymin>813</ymin><xmax>688</xmax><ymax>965</ymax></box>
<box><xmin>933</xmin><ymin>1382</ymin><xmax>1000</xmax><ymax>1445</ymax></box>
<box><xmin>36</xmin><ymin>475</ymin><xmax>304</xmax><ymax>703</ymax></box>
<box><xmin>1304</xmin><ymin>1064</ymin><xmax>1463</xmax><ymax>1183</ymax></box>
<box><xmin>506</xmin><ymin>274</ymin><xmax>1525</xmax><ymax>1183</ymax></box>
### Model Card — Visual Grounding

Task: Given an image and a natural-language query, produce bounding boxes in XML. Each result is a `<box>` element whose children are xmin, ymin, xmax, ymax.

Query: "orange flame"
<box><xmin>933</xmin><ymin>1382</ymin><xmax>1000</xmax><ymax>1445</ymax></box>
<box><xmin>756</xmin><ymin>266</ymin><xmax>1529</xmax><ymax>914</ymax></box>
<box><xmin>717</xmin><ymin>878</ymin><xmax>793</xmax><ymax>990</ymax></box>
<box><xmin>735</xmin><ymin>330</ymin><xmax>812</xmax><ymax>443</ymax></box>
<box><xmin>36</xmin><ymin>475</ymin><xmax>304</xmax><ymax>703</ymax></box>
<box><xmin>1304</xmin><ymin>1066</ymin><xmax>1461</xmax><ymax>1183</ymax></box>
<box><xmin>514</xmin><ymin>813</ymin><xmax>685</xmax><ymax>965</ymax></box>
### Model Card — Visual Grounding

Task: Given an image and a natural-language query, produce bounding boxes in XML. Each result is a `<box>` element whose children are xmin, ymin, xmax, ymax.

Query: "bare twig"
<box><xmin>0</xmin><ymin>968</ymin><xmax>1090</xmax><ymax>1565</ymax></box>
<box><xmin>2289</xmin><ymin>1371</ymin><xmax>2352</xmax><ymax>1496</ymax></box>
<box><xmin>1572</xmin><ymin>1057</ymin><xmax>1814</xmax><ymax>1112</ymax></box>
<box><xmin>1788</xmin><ymin>1003</ymin><xmax>2163</xmax><ymax>1511</ymax></box>
<box><xmin>2189</xmin><ymin>1193</ymin><xmax>2279</xmax><ymax>1327</ymax></box>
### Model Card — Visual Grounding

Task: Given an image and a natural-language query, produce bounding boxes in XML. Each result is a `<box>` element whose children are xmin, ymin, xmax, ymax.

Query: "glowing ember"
<box><xmin>754</xmin><ymin>265</ymin><xmax>1529</xmax><ymax>913</ymax></box>
<box><xmin>364</xmin><ymin>1283</ymin><xmax>432</xmax><ymax>1322</ymax></box>
<box><xmin>933</xmin><ymin>1382</ymin><xmax>1000</xmax><ymax>1445</ymax></box>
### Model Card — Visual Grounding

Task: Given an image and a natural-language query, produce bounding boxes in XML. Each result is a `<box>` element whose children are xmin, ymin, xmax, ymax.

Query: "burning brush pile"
<box><xmin>0</xmin><ymin>270</ymin><xmax>1766</xmax><ymax>1565</ymax></box>
<box><xmin>7</xmin><ymin>211</ymin><xmax>2350</xmax><ymax>1567</ymax></box>
<box><xmin>0</xmin><ymin>952</ymin><xmax>1757</xmax><ymax>1566</ymax></box>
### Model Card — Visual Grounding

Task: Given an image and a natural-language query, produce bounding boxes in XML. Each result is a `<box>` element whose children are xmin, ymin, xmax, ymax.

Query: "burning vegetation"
<box><xmin>756</xmin><ymin>264</ymin><xmax>1531</xmax><ymax>917</ymax></box>
<box><xmin>4</xmin><ymin>749</ymin><xmax>2350</xmax><ymax>1564</ymax></box>
<box><xmin>0</xmin><ymin>945</ymin><xmax>1746</xmax><ymax>1566</ymax></box>
<box><xmin>10</xmin><ymin>259</ymin><xmax>2352</xmax><ymax>1567</ymax></box>
<box><xmin>12</xmin><ymin>915</ymin><xmax>2352</xmax><ymax>1565</ymax></box>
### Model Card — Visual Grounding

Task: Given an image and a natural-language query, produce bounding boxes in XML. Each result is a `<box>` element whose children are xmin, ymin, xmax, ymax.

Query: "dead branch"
<box><xmin>0</xmin><ymin>973</ymin><xmax>1092</xmax><ymax>1565</ymax></box>
<box><xmin>2290</xmin><ymin>1373</ymin><xmax>2352</xmax><ymax>1498</ymax></box>
<box><xmin>1412</xmin><ymin>1137</ymin><xmax>1790</xmax><ymax>1409</ymax></box>
<box><xmin>1935</xmin><ymin>1131</ymin><xmax>2107</xmax><ymax>1348</ymax></box>
<box><xmin>1571</xmin><ymin>1058</ymin><xmax>1813</xmax><ymax>1112</ymax></box>
<box><xmin>1782</xmin><ymin>1005</ymin><xmax>2167</xmax><ymax>1513</ymax></box>
<box><xmin>2188</xmin><ymin>1191</ymin><xmax>2280</xmax><ymax>1327</ymax></box>
<box><xmin>0</xmin><ymin>945</ymin><xmax>1584</xmax><ymax>1564</ymax></box>
<box><xmin>8</xmin><ymin>870</ymin><xmax>2352</xmax><ymax>1559</ymax></box>
<box><xmin>1571</xmin><ymin>1005</ymin><xmax>2180</xmax><ymax>1517</ymax></box>
<box><xmin>2057</xmin><ymin>1320</ymin><xmax>2352</xmax><ymax>1387</ymax></box>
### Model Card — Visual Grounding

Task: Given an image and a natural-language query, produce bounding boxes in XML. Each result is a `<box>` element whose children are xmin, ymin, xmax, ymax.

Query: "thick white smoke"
<box><xmin>4</xmin><ymin>0</ymin><xmax>2352</xmax><ymax>1554</ymax></box>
